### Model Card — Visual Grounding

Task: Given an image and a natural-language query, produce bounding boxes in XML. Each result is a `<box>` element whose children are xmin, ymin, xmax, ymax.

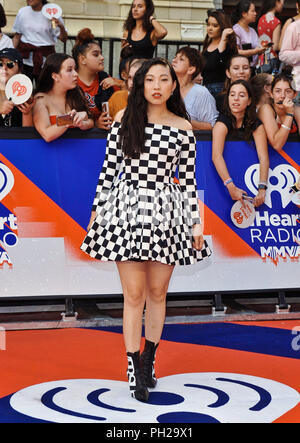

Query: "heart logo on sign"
<box><xmin>233</xmin><ymin>212</ymin><xmax>243</xmax><ymax>225</ymax></box>
<box><xmin>46</xmin><ymin>7</ymin><xmax>58</xmax><ymax>16</ymax></box>
<box><xmin>12</xmin><ymin>81</ymin><xmax>27</xmax><ymax>97</ymax></box>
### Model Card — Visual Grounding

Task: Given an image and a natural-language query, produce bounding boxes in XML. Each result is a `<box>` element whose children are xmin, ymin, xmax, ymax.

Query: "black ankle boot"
<box><xmin>140</xmin><ymin>339</ymin><xmax>159</xmax><ymax>388</ymax></box>
<box><xmin>126</xmin><ymin>351</ymin><xmax>149</xmax><ymax>402</ymax></box>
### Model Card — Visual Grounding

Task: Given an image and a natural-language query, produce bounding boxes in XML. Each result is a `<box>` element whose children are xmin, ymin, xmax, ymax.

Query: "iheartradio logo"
<box><xmin>12</xmin><ymin>81</ymin><xmax>27</xmax><ymax>97</ymax></box>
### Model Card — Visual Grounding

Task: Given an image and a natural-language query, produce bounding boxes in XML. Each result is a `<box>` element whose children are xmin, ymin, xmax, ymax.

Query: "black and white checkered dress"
<box><xmin>81</xmin><ymin>121</ymin><xmax>211</xmax><ymax>266</ymax></box>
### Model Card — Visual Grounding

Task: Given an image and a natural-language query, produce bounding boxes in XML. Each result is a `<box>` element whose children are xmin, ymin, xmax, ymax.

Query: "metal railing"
<box><xmin>56</xmin><ymin>36</ymin><xmax>203</xmax><ymax>78</ymax></box>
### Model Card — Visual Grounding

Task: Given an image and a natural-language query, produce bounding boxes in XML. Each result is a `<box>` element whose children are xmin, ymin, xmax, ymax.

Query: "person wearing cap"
<box><xmin>0</xmin><ymin>3</ymin><xmax>14</xmax><ymax>50</ymax></box>
<box><xmin>0</xmin><ymin>48</ymin><xmax>34</xmax><ymax>127</ymax></box>
<box><xmin>12</xmin><ymin>0</ymin><xmax>68</xmax><ymax>82</ymax></box>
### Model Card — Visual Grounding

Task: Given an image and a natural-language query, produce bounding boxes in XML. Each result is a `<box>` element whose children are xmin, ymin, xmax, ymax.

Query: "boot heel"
<box><xmin>127</xmin><ymin>351</ymin><xmax>149</xmax><ymax>402</ymax></box>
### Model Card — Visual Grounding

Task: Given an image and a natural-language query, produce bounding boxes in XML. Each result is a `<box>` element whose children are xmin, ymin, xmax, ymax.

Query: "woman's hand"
<box><xmin>87</xmin><ymin>211</ymin><xmax>97</xmax><ymax>231</ymax></box>
<box><xmin>282</xmin><ymin>96</ymin><xmax>295</xmax><ymax>115</ymax></box>
<box><xmin>253</xmin><ymin>189</ymin><xmax>266</xmax><ymax>207</ymax></box>
<box><xmin>97</xmin><ymin>112</ymin><xmax>112</xmax><ymax>130</ymax></box>
<box><xmin>0</xmin><ymin>99</ymin><xmax>14</xmax><ymax>115</ymax></box>
<box><xmin>192</xmin><ymin>224</ymin><xmax>204</xmax><ymax>250</ymax></box>
<box><xmin>221</xmin><ymin>28</ymin><xmax>234</xmax><ymax>41</ymax></box>
<box><xmin>69</xmin><ymin>110</ymin><xmax>88</xmax><ymax>127</ymax></box>
<box><xmin>255</xmin><ymin>46</ymin><xmax>267</xmax><ymax>54</ymax></box>
<box><xmin>17</xmin><ymin>97</ymin><xmax>35</xmax><ymax>115</ymax></box>
<box><xmin>227</xmin><ymin>183</ymin><xmax>247</xmax><ymax>203</ymax></box>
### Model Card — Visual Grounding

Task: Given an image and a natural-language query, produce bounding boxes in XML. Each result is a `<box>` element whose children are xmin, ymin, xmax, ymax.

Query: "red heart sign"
<box><xmin>46</xmin><ymin>7</ymin><xmax>58</xmax><ymax>16</ymax></box>
<box><xmin>12</xmin><ymin>81</ymin><xmax>27</xmax><ymax>97</ymax></box>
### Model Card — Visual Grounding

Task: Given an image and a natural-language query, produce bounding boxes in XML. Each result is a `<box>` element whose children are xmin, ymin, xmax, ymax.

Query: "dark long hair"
<box><xmin>202</xmin><ymin>10</ymin><xmax>237</xmax><ymax>54</ymax></box>
<box><xmin>36</xmin><ymin>53</ymin><xmax>91</xmax><ymax>115</ymax></box>
<box><xmin>224</xmin><ymin>79</ymin><xmax>257</xmax><ymax>140</ymax></box>
<box><xmin>231</xmin><ymin>0</ymin><xmax>254</xmax><ymax>25</ymax></box>
<box><xmin>119</xmin><ymin>58</ymin><xmax>189</xmax><ymax>158</ymax></box>
<box><xmin>258</xmin><ymin>0</ymin><xmax>278</xmax><ymax>19</ymax></box>
<box><xmin>123</xmin><ymin>0</ymin><xmax>154</xmax><ymax>34</ymax></box>
<box><xmin>0</xmin><ymin>3</ymin><xmax>7</xmax><ymax>29</ymax></box>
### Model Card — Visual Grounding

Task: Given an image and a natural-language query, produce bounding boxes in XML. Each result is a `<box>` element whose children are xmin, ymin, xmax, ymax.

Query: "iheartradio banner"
<box><xmin>0</xmin><ymin>132</ymin><xmax>299</xmax><ymax>298</ymax></box>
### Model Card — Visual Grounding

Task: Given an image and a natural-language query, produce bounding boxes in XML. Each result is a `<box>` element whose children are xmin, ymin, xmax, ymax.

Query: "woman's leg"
<box><xmin>140</xmin><ymin>261</ymin><xmax>174</xmax><ymax>388</ymax></box>
<box><xmin>144</xmin><ymin>261</ymin><xmax>175</xmax><ymax>344</ymax></box>
<box><xmin>116</xmin><ymin>261</ymin><xmax>147</xmax><ymax>352</ymax></box>
<box><xmin>117</xmin><ymin>261</ymin><xmax>149</xmax><ymax>401</ymax></box>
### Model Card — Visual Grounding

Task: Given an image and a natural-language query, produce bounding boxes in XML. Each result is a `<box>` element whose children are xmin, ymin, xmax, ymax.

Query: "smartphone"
<box><xmin>102</xmin><ymin>102</ymin><xmax>110</xmax><ymax>116</ymax></box>
<box><xmin>56</xmin><ymin>114</ymin><xmax>74</xmax><ymax>126</ymax></box>
<box><xmin>266</xmin><ymin>42</ymin><xmax>274</xmax><ymax>47</ymax></box>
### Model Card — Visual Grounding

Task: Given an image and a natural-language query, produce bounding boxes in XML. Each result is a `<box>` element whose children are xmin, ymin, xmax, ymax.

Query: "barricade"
<box><xmin>0</xmin><ymin>128</ymin><xmax>299</xmax><ymax>302</ymax></box>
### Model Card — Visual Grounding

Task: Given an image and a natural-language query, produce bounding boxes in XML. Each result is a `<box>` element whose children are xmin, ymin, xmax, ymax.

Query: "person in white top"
<box><xmin>0</xmin><ymin>3</ymin><xmax>14</xmax><ymax>51</ymax></box>
<box><xmin>12</xmin><ymin>0</ymin><xmax>68</xmax><ymax>81</ymax></box>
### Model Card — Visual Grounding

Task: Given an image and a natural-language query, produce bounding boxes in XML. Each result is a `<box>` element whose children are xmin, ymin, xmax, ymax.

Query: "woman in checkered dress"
<box><xmin>81</xmin><ymin>58</ymin><xmax>211</xmax><ymax>402</ymax></box>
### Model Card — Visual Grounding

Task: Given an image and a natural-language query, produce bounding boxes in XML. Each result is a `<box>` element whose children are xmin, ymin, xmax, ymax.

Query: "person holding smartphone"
<box><xmin>33</xmin><ymin>53</ymin><xmax>94</xmax><ymax>142</ymax></box>
<box><xmin>232</xmin><ymin>1</ymin><xmax>267</xmax><ymax>73</ymax></box>
<box><xmin>257</xmin><ymin>0</ymin><xmax>283</xmax><ymax>73</ymax></box>
<box><xmin>72</xmin><ymin>28</ymin><xmax>123</xmax><ymax>130</ymax></box>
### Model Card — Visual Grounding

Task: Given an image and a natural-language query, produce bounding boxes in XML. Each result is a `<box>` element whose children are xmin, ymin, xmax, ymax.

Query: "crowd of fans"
<box><xmin>0</xmin><ymin>0</ymin><xmax>299</xmax><ymax>195</ymax></box>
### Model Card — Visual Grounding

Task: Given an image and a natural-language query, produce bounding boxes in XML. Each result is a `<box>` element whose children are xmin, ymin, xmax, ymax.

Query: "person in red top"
<box><xmin>72</xmin><ymin>28</ymin><xmax>123</xmax><ymax>130</ymax></box>
<box><xmin>257</xmin><ymin>0</ymin><xmax>284</xmax><ymax>73</ymax></box>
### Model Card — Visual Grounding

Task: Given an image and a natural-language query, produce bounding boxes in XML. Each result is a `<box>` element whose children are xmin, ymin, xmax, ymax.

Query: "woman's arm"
<box><xmin>33</xmin><ymin>97</ymin><xmax>69</xmax><ymax>142</ymax></box>
<box><xmin>252</xmin><ymin>124</ymin><xmax>269</xmax><ymax>207</ymax></box>
<box><xmin>150</xmin><ymin>18</ymin><xmax>168</xmax><ymax>45</ymax></box>
<box><xmin>294</xmin><ymin>106</ymin><xmax>300</xmax><ymax>136</ymax></box>
<box><xmin>12</xmin><ymin>33</ymin><xmax>21</xmax><ymax>48</ymax></box>
<box><xmin>212</xmin><ymin>121</ymin><xmax>247</xmax><ymax>202</ymax></box>
<box><xmin>272</xmin><ymin>23</ymin><xmax>281</xmax><ymax>52</ymax></box>
<box><xmin>237</xmin><ymin>46</ymin><xmax>266</xmax><ymax>57</ymax></box>
<box><xmin>279</xmin><ymin>19</ymin><xmax>291</xmax><ymax>50</ymax></box>
<box><xmin>258</xmin><ymin>103</ymin><xmax>294</xmax><ymax>151</ymax></box>
<box><xmin>218</xmin><ymin>28</ymin><xmax>234</xmax><ymax>53</ymax></box>
<box><xmin>178</xmin><ymin>132</ymin><xmax>203</xmax><ymax>250</ymax></box>
<box><xmin>55</xmin><ymin>18</ymin><xmax>68</xmax><ymax>43</ymax></box>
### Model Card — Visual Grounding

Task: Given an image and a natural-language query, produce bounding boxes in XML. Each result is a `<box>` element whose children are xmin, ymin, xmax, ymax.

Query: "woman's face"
<box><xmin>131</xmin><ymin>0</ymin><xmax>146</xmax><ymax>20</ymax></box>
<box><xmin>228</xmin><ymin>84</ymin><xmax>251</xmax><ymax>114</ymax></box>
<box><xmin>226</xmin><ymin>57</ymin><xmax>251</xmax><ymax>82</ymax></box>
<box><xmin>243</xmin><ymin>3</ymin><xmax>257</xmax><ymax>23</ymax></box>
<box><xmin>206</xmin><ymin>16</ymin><xmax>222</xmax><ymax>39</ymax></box>
<box><xmin>82</xmin><ymin>43</ymin><xmax>104</xmax><ymax>73</ymax></box>
<box><xmin>27</xmin><ymin>0</ymin><xmax>43</xmax><ymax>9</ymax></box>
<box><xmin>56</xmin><ymin>58</ymin><xmax>78</xmax><ymax>90</ymax></box>
<box><xmin>276</xmin><ymin>0</ymin><xmax>284</xmax><ymax>13</ymax></box>
<box><xmin>144</xmin><ymin>63</ymin><xmax>176</xmax><ymax>106</ymax></box>
<box><xmin>0</xmin><ymin>58</ymin><xmax>20</xmax><ymax>86</ymax></box>
<box><xmin>272</xmin><ymin>79</ymin><xmax>296</xmax><ymax>106</ymax></box>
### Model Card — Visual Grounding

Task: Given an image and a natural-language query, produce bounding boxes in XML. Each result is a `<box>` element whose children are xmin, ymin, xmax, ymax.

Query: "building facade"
<box><xmin>1</xmin><ymin>0</ymin><xmax>218</xmax><ymax>41</ymax></box>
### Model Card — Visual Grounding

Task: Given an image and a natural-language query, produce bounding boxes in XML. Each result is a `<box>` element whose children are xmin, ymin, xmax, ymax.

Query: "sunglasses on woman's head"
<box><xmin>0</xmin><ymin>60</ymin><xmax>17</xmax><ymax>69</ymax></box>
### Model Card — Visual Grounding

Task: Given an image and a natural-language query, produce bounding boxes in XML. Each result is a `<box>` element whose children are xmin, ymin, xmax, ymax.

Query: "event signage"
<box><xmin>0</xmin><ymin>132</ymin><xmax>299</xmax><ymax>297</ymax></box>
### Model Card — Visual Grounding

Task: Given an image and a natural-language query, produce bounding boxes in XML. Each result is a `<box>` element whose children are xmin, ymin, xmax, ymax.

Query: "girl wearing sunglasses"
<box><xmin>0</xmin><ymin>48</ymin><xmax>34</xmax><ymax>127</ymax></box>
